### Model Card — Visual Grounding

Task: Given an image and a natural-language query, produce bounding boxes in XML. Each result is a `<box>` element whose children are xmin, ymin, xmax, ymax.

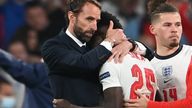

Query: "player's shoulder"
<box><xmin>183</xmin><ymin>44</ymin><xmax>192</xmax><ymax>50</ymax></box>
<box><xmin>126</xmin><ymin>52</ymin><xmax>148</xmax><ymax>62</ymax></box>
<box><xmin>182</xmin><ymin>44</ymin><xmax>192</xmax><ymax>54</ymax></box>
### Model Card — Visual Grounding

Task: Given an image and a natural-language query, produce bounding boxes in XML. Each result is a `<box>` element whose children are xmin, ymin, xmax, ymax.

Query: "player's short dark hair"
<box><xmin>88</xmin><ymin>11</ymin><xmax>122</xmax><ymax>48</ymax></box>
<box><xmin>97</xmin><ymin>11</ymin><xmax>123</xmax><ymax>30</ymax></box>
<box><xmin>96</xmin><ymin>11</ymin><xmax>123</xmax><ymax>39</ymax></box>
<box><xmin>147</xmin><ymin>0</ymin><xmax>178</xmax><ymax>23</ymax></box>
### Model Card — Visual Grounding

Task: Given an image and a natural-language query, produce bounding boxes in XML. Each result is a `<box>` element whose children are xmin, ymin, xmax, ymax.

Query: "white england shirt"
<box><xmin>150</xmin><ymin>45</ymin><xmax>192</xmax><ymax>102</ymax></box>
<box><xmin>99</xmin><ymin>52</ymin><xmax>158</xmax><ymax>100</ymax></box>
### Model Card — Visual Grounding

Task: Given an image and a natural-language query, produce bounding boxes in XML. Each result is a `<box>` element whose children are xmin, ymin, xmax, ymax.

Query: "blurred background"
<box><xmin>0</xmin><ymin>0</ymin><xmax>192</xmax><ymax>107</ymax></box>
<box><xmin>0</xmin><ymin>0</ymin><xmax>192</xmax><ymax>62</ymax></box>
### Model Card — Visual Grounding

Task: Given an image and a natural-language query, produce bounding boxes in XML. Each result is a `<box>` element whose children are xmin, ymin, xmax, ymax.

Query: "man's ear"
<box><xmin>149</xmin><ymin>25</ymin><xmax>156</xmax><ymax>36</ymax></box>
<box><xmin>68</xmin><ymin>11</ymin><xmax>76</xmax><ymax>24</ymax></box>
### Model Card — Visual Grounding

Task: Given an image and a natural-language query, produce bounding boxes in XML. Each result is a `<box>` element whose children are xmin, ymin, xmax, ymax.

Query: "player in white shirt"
<box><xmin>100</xmin><ymin>52</ymin><xmax>158</xmax><ymax>101</ymax></box>
<box><xmin>95</xmin><ymin>12</ymin><xmax>158</xmax><ymax>108</ymax></box>
<box><xmin>151</xmin><ymin>45</ymin><xmax>192</xmax><ymax>102</ymax></box>
<box><xmin>126</xmin><ymin>0</ymin><xmax>192</xmax><ymax>108</ymax></box>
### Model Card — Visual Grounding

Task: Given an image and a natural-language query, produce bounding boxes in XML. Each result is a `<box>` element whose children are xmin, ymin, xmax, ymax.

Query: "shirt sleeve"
<box><xmin>100</xmin><ymin>41</ymin><xmax>113</xmax><ymax>51</ymax></box>
<box><xmin>148</xmin><ymin>57</ymin><xmax>192</xmax><ymax>108</ymax></box>
<box><xmin>99</xmin><ymin>61</ymin><xmax>121</xmax><ymax>91</ymax></box>
<box><xmin>0</xmin><ymin>49</ymin><xmax>48</xmax><ymax>87</ymax></box>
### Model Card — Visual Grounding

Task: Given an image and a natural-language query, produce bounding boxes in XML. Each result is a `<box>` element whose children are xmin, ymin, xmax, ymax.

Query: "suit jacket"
<box><xmin>41</xmin><ymin>30</ymin><xmax>112</xmax><ymax>106</ymax></box>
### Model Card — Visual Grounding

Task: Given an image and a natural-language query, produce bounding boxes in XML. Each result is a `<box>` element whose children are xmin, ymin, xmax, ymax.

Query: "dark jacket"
<box><xmin>0</xmin><ymin>49</ymin><xmax>53</xmax><ymax>108</ymax></box>
<box><xmin>41</xmin><ymin>30</ymin><xmax>111</xmax><ymax>106</ymax></box>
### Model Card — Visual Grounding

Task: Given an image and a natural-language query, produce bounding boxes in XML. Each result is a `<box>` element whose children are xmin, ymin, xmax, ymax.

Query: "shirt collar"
<box><xmin>66</xmin><ymin>29</ymin><xmax>86</xmax><ymax>47</ymax></box>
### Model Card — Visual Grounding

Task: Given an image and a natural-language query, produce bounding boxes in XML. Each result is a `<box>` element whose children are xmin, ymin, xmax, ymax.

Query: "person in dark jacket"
<box><xmin>0</xmin><ymin>49</ymin><xmax>53</xmax><ymax>108</ymax></box>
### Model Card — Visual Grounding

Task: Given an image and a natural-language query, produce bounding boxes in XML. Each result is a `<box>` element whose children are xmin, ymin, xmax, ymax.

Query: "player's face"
<box><xmin>73</xmin><ymin>2</ymin><xmax>101</xmax><ymax>43</ymax></box>
<box><xmin>89</xmin><ymin>26</ymin><xmax>108</xmax><ymax>48</ymax></box>
<box><xmin>151</xmin><ymin>12</ymin><xmax>182</xmax><ymax>48</ymax></box>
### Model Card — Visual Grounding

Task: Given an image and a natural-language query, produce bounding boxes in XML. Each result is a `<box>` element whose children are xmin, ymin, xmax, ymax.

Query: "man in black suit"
<box><xmin>41</xmin><ymin>0</ymin><xmax>134</xmax><ymax>107</ymax></box>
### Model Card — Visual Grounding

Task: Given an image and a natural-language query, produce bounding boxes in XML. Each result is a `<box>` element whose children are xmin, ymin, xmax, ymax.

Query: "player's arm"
<box><xmin>100</xmin><ymin>60</ymin><xmax>124</xmax><ymax>108</ymax></box>
<box><xmin>53</xmin><ymin>99</ymin><xmax>103</xmax><ymax>108</ymax></box>
<box><xmin>53</xmin><ymin>61</ymin><xmax>123</xmax><ymax>108</ymax></box>
<box><xmin>53</xmin><ymin>88</ymin><xmax>123</xmax><ymax>108</ymax></box>
<box><xmin>103</xmin><ymin>87</ymin><xmax>124</xmax><ymax>108</ymax></box>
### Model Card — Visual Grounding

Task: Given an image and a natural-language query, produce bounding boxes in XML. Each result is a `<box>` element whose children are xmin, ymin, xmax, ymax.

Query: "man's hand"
<box><xmin>108</xmin><ymin>40</ymin><xmax>133</xmax><ymax>63</ymax></box>
<box><xmin>124</xmin><ymin>91</ymin><xmax>149</xmax><ymax>108</ymax></box>
<box><xmin>53</xmin><ymin>99</ymin><xmax>73</xmax><ymax>108</ymax></box>
<box><xmin>105</xmin><ymin>21</ymin><xmax>127</xmax><ymax>46</ymax></box>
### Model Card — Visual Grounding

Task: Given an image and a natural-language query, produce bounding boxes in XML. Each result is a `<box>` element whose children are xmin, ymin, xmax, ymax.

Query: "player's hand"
<box><xmin>108</xmin><ymin>40</ymin><xmax>133</xmax><ymax>63</ymax></box>
<box><xmin>53</xmin><ymin>99</ymin><xmax>72</xmax><ymax>108</ymax></box>
<box><xmin>105</xmin><ymin>21</ymin><xmax>127</xmax><ymax>46</ymax></box>
<box><xmin>123</xmin><ymin>90</ymin><xmax>149</xmax><ymax>108</ymax></box>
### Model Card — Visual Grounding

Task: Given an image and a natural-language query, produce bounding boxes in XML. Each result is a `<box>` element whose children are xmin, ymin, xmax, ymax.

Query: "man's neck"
<box><xmin>68</xmin><ymin>26</ymin><xmax>76</xmax><ymax>37</ymax></box>
<box><xmin>66</xmin><ymin>28</ymin><xmax>86</xmax><ymax>47</ymax></box>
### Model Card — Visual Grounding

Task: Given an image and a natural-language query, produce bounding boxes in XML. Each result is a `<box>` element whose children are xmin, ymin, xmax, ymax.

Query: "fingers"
<box><xmin>119</xmin><ymin>49</ymin><xmax>128</xmax><ymax>63</ymax></box>
<box><xmin>135</xmin><ymin>90</ymin><xmax>149</xmax><ymax>101</ymax></box>
<box><xmin>108</xmin><ymin>41</ymin><xmax>130</xmax><ymax>63</ymax></box>
<box><xmin>111</xmin><ymin>47</ymin><xmax>122</xmax><ymax>63</ymax></box>
<box><xmin>123</xmin><ymin>100</ymin><xmax>139</xmax><ymax>107</ymax></box>
<box><xmin>53</xmin><ymin>99</ymin><xmax>56</xmax><ymax>104</ymax></box>
<box><xmin>108</xmin><ymin>20</ymin><xmax>114</xmax><ymax>30</ymax></box>
<box><xmin>53</xmin><ymin>99</ymin><xmax>62</xmax><ymax>105</ymax></box>
<box><xmin>114</xmin><ymin>52</ymin><xmax>121</xmax><ymax>63</ymax></box>
<box><xmin>53</xmin><ymin>99</ymin><xmax>64</xmax><ymax>103</ymax></box>
<box><xmin>106</xmin><ymin>21</ymin><xmax>126</xmax><ymax>45</ymax></box>
<box><xmin>52</xmin><ymin>99</ymin><xmax>71</xmax><ymax>108</ymax></box>
<box><xmin>135</xmin><ymin>90</ymin><xmax>143</xmax><ymax>98</ymax></box>
<box><xmin>108</xmin><ymin>54</ymin><xmax>114</xmax><ymax>62</ymax></box>
<box><xmin>113</xmin><ymin>50</ymin><xmax>128</xmax><ymax>63</ymax></box>
<box><xmin>108</xmin><ymin>51</ymin><xmax>120</xmax><ymax>63</ymax></box>
<box><xmin>127</xmin><ymin>99</ymin><xmax>139</xmax><ymax>103</ymax></box>
<box><xmin>125</xmin><ymin>103</ymin><xmax>139</xmax><ymax>107</ymax></box>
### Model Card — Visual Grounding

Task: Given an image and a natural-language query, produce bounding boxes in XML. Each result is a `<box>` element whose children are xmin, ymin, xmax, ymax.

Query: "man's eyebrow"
<box><xmin>163</xmin><ymin>22</ymin><xmax>172</xmax><ymax>25</ymax></box>
<box><xmin>175</xmin><ymin>22</ymin><xmax>181</xmax><ymax>24</ymax></box>
<box><xmin>86</xmin><ymin>16</ymin><xmax>95</xmax><ymax>20</ymax></box>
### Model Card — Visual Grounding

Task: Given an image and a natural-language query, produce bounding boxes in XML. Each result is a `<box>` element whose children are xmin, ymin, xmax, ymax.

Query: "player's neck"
<box><xmin>156</xmin><ymin>44</ymin><xmax>179</xmax><ymax>56</ymax></box>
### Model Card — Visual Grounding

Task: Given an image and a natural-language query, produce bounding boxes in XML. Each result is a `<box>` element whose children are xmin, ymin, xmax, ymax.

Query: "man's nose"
<box><xmin>171</xmin><ymin>25</ymin><xmax>178</xmax><ymax>33</ymax></box>
<box><xmin>91</xmin><ymin>21</ymin><xmax>97</xmax><ymax>31</ymax></box>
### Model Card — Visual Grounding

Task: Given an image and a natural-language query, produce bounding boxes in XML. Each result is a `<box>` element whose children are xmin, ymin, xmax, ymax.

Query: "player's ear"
<box><xmin>149</xmin><ymin>25</ymin><xmax>156</xmax><ymax>36</ymax></box>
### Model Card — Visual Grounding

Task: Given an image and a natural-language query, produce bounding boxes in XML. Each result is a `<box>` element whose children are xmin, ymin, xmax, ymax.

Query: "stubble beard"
<box><xmin>169</xmin><ymin>39</ymin><xmax>179</xmax><ymax>48</ymax></box>
<box><xmin>73</xmin><ymin>23</ymin><xmax>95</xmax><ymax>43</ymax></box>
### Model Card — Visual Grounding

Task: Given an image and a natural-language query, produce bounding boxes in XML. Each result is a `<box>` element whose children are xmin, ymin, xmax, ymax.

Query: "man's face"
<box><xmin>73</xmin><ymin>2</ymin><xmax>101</xmax><ymax>43</ymax></box>
<box><xmin>8</xmin><ymin>42</ymin><xmax>28</xmax><ymax>62</ymax></box>
<box><xmin>0</xmin><ymin>84</ymin><xmax>14</xmax><ymax>99</ymax></box>
<box><xmin>151</xmin><ymin>12</ymin><xmax>182</xmax><ymax>48</ymax></box>
<box><xmin>26</xmin><ymin>7</ymin><xmax>48</xmax><ymax>31</ymax></box>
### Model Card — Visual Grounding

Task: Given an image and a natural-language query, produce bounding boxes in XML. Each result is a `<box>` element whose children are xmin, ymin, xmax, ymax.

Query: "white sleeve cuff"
<box><xmin>100</xmin><ymin>41</ymin><xmax>112</xmax><ymax>51</ymax></box>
